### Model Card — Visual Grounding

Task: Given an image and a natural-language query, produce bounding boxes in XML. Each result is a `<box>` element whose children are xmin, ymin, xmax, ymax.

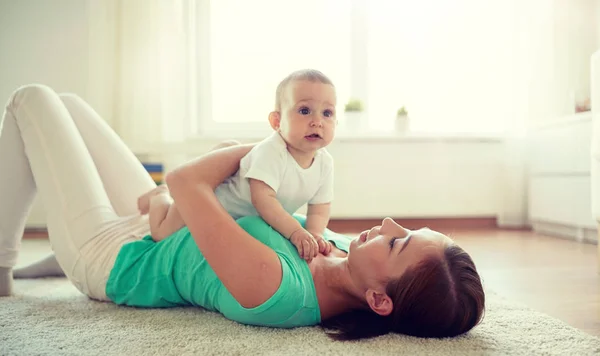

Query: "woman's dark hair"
<box><xmin>321</xmin><ymin>244</ymin><xmax>485</xmax><ymax>340</ymax></box>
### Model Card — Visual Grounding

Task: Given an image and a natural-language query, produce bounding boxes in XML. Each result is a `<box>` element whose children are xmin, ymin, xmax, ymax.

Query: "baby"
<box><xmin>138</xmin><ymin>69</ymin><xmax>337</xmax><ymax>261</ymax></box>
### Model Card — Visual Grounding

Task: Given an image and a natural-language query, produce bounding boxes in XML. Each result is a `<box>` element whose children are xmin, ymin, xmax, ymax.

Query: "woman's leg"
<box><xmin>0</xmin><ymin>84</ymin><xmax>144</xmax><ymax>296</ymax></box>
<box><xmin>59</xmin><ymin>93</ymin><xmax>157</xmax><ymax>216</ymax></box>
<box><xmin>12</xmin><ymin>93</ymin><xmax>158</xmax><ymax>279</ymax></box>
<box><xmin>15</xmin><ymin>135</ymin><xmax>240</xmax><ymax>279</ymax></box>
<box><xmin>0</xmin><ymin>91</ymin><xmax>36</xmax><ymax>291</ymax></box>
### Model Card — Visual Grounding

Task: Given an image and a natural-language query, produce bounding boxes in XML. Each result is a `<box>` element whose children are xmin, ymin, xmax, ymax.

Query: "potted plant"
<box><xmin>395</xmin><ymin>106</ymin><xmax>409</xmax><ymax>133</ymax></box>
<box><xmin>344</xmin><ymin>98</ymin><xmax>364</xmax><ymax>131</ymax></box>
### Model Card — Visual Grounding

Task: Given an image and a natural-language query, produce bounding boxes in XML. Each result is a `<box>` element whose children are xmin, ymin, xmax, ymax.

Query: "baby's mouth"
<box><xmin>305</xmin><ymin>133</ymin><xmax>322</xmax><ymax>139</ymax></box>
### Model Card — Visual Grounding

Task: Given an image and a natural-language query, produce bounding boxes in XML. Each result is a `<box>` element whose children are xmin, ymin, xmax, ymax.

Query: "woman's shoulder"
<box><xmin>235</xmin><ymin>215</ymin><xmax>278</xmax><ymax>240</ymax></box>
<box><xmin>235</xmin><ymin>216</ymin><xmax>306</xmax><ymax>256</ymax></box>
<box><xmin>221</xmin><ymin>215</ymin><xmax>321</xmax><ymax>327</ymax></box>
<box><xmin>236</xmin><ymin>215</ymin><xmax>352</xmax><ymax>253</ymax></box>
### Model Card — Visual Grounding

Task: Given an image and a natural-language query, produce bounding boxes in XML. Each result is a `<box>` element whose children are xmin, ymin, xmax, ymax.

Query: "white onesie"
<box><xmin>214</xmin><ymin>132</ymin><xmax>334</xmax><ymax>219</ymax></box>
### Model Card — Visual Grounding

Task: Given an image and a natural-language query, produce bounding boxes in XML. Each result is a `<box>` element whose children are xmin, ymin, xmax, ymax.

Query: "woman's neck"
<box><xmin>309</xmin><ymin>254</ymin><xmax>366</xmax><ymax>321</ymax></box>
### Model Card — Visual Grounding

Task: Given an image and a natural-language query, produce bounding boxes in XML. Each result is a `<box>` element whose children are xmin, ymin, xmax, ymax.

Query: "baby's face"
<box><xmin>278</xmin><ymin>80</ymin><xmax>337</xmax><ymax>154</ymax></box>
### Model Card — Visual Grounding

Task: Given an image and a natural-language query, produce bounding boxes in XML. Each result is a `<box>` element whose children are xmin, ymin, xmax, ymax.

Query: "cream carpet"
<box><xmin>1</xmin><ymin>278</ymin><xmax>599</xmax><ymax>356</ymax></box>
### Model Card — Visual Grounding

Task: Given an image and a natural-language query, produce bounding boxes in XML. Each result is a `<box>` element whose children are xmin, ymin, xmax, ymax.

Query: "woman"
<box><xmin>0</xmin><ymin>84</ymin><xmax>485</xmax><ymax>340</ymax></box>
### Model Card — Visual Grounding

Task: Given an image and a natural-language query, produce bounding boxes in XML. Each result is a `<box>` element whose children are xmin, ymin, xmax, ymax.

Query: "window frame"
<box><xmin>189</xmin><ymin>0</ymin><xmax>513</xmax><ymax>139</ymax></box>
<box><xmin>190</xmin><ymin>0</ymin><xmax>367</xmax><ymax>138</ymax></box>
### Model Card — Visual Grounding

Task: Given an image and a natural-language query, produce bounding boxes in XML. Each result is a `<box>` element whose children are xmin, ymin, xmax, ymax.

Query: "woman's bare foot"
<box><xmin>0</xmin><ymin>267</ymin><xmax>13</xmax><ymax>296</ymax></box>
<box><xmin>12</xmin><ymin>253</ymin><xmax>65</xmax><ymax>279</ymax></box>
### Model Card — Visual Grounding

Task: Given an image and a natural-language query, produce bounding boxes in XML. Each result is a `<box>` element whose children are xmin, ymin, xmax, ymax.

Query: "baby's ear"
<box><xmin>268</xmin><ymin>111</ymin><xmax>281</xmax><ymax>130</ymax></box>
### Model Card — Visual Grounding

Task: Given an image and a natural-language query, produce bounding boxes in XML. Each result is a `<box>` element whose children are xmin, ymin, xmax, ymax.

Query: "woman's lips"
<box><xmin>359</xmin><ymin>231</ymin><xmax>367</xmax><ymax>242</ymax></box>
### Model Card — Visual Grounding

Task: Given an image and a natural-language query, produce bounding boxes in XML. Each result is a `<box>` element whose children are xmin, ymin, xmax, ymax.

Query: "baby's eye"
<box><xmin>323</xmin><ymin>109</ymin><xmax>334</xmax><ymax>118</ymax></box>
<box><xmin>299</xmin><ymin>107</ymin><xmax>310</xmax><ymax>115</ymax></box>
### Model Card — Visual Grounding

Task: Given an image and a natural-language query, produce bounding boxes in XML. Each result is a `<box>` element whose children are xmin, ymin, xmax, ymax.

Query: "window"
<box><xmin>195</xmin><ymin>0</ymin><xmax>351</xmax><ymax>136</ymax></box>
<box><xmin>366</xmin><ymin>0</ymin><xmax>518</xmax><ymax>134</ymax></box>
<box><xmin>193</xmin><ymin>0</ymin><xmax>521</xmax><ymax>136</ymax></box>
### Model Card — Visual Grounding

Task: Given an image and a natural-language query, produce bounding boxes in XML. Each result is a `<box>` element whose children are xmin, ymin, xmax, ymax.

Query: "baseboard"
<box><xmin>327</xmin><ymin>217</ymin><xmax>499</xmax><ymax>233</ymax></box>
<box><xmin>531</xmin><ymin>221</ymin><xmax>598</xmax><ymax>244</ymax></box>
<box><xmin>22</xmin><ymin>229</ymin><xmax>50</xmax><ymax>239</ymax></box>
<box><xmin>24</xmin><ymin>217</ymin><xmax>501</xmax><ymax>239</ymax></box>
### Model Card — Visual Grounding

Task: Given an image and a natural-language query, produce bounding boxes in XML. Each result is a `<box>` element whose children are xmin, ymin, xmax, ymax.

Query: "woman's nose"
<box><xmin>382</xmin><ymin>217</ymin><xmax>409</xmax><ymax>236</ymax></box>
<box><xmin>382</xmin><ymin>217</ymin><xmax>397</xmax><ymax>227</ymax></box>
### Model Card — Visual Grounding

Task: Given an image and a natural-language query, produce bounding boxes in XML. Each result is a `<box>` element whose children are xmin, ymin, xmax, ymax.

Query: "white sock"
<box><xmin>0</xmin><ymin>267</ymin><xmax>13</xmax><ymax>296</ymax></box>
<box><xmin>13</xmin><ymin>253</ymin><xmax>65</xmax><ymax>278</ymax></box>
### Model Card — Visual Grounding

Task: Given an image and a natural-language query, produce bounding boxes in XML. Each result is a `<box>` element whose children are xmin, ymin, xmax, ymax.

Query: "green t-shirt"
<box><xmin>105</xmin><ymin>215</ymin><xmax>351</xmax><ymax>328</ymax></box>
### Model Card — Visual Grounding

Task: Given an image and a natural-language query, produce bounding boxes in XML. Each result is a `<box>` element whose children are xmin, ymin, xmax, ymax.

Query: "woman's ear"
<box><xmin>268</xmin><ymin>111</ymin><xmax>281</xmax><ymax>130</ymax></box>
<box><xmin>365</xmin><ymin>289</ymin><xmax>393</xmax><ymax>316</ymax></box>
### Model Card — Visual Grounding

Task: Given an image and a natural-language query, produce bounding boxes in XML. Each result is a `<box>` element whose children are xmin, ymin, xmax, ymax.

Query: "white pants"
<box><xmin>0</xmin><ymin>84</ymin><xmax>155</xmax><ymax>300</ymax></box>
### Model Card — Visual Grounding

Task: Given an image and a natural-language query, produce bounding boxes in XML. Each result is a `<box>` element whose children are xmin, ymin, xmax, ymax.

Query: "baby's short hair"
<box><xmin>275</xmin><ymin>69</ymin><xmax>334</xmax><ymax>111</ymax></box>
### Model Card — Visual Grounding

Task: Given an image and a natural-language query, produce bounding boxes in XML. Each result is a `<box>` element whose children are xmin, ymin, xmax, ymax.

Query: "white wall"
<box><xmin>523</xmin><ymin>1</ymin><xmax>599</xmax><ymax>241</ymax></box>
<box><xmin>597</xmin><ymin>0</ymin><xmax>600</xmax><ymax>50</ymax></box>
<box><xmin>0</xmin><ymin>0</ymin><xmax>117</xmax><ymax>124</ymax></box>
<box><xmin>552</xmin><ymin>0</ymin><xmax>597</xmax><ymax>117</ymax></box>
<box><xmin>6</xmin><ymin>0</ymin><xmax>597</xmax><ymax>229</ymax></box>
<box><xmin>0</xmin><ymin>0</ymin><xmax>89</xmax><ymax>105</ymax></box>
<box><xmin>0</xmin><ymin>0</ymin><xmax>90</xmax><ymax>227</ymax></box>
<box><xmin>524</xmin><ymin>0</ymin><xmax>599</xmax><ymax>127</ymax></box>
<box><xmin>138</xmin><ymin>137</ymin><xmax>506</xmax><ymax>220</ymax></box>
<box><xmin>0</xmin><ymin>0</ymin><xmax>118</xmax><ymax>227</ymax></box>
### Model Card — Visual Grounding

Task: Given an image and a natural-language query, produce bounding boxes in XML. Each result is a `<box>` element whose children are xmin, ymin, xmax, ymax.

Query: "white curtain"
<box><xmin>88</xmin><ymin>0</ymin><xmax>192</xmax><ymax>152</ymax></box>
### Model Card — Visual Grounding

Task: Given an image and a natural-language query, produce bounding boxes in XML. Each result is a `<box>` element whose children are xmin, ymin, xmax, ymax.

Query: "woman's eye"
<box><xmin>299</xmin><ymin>107</ymin><xmax>310</xmax><ymax>115</ymax></box>
<box><xmin>323</xmin><ymin>110</ymin><xmax>333</xmax><ymax>118</ymax></box>
<box><xmin>389</xmin><ymin>237</ymin><xmax>398</xmax><ymax>249</ymax></box>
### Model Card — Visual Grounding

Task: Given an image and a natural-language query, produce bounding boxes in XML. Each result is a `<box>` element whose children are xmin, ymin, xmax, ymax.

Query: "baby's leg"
<box><xmin>0</xmin><ymin>85</ymin><xmax>120</xmax><ymax>296</ymax></box>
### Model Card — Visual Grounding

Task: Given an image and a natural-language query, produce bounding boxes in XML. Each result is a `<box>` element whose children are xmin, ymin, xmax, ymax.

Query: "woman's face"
<box><xmin>347</xmin><ymin>218</ymin><xmax>453</xmax><ymax>291</ymax></box>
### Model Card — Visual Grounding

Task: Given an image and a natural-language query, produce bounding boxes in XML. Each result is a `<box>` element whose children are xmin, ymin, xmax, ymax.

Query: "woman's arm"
<box><xmin>165</xmin><ymin>144</ymin><xmax>283</xmax><ymax>308</ymax></box>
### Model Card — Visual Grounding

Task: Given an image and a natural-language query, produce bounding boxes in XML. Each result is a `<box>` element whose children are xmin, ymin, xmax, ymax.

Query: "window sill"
<box><xmin>329</xmin><ymin>130</ymin><xmax>504</xmax><ymax>143</ymax></box>
<box><xmin>193</xmin><ymin>130</ymin><xmax>505</xmax><ymax>144</ymax></box>
<box><xmin>528</xmin><ymin>111</ymin><xmax>592</xmax><ymax>131</ymax></box>
<box><xmin>131</xmin><ymin>131</ymin><xmax>504</xmax><ymax>156</ymax></box>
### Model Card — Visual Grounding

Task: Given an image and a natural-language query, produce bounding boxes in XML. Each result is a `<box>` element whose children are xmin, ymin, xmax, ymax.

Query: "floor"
<box><xmin>18</xmin><ymin>227</ymin><xmax>600</xmax><ymax>337</ymax></box>
<box><xmin>452</xmin><ymin>228</ymin><xmax>600</xmax><ymax>337</ymax></box>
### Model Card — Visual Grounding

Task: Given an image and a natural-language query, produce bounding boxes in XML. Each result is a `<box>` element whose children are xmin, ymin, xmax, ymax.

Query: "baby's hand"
<box><xmin>289</xmin><ymin>229</ymin><xmax>319</xmax><ymax>262</ymax></box>
<box><xmin>309</xmin><ymin>232</ymin><xmax>333</xmax><ymax>256</ymax></box>
<box><xmin>137</xmin><ymin>185</ymin><xmax>169</xmax><ymax>215</ymax></box>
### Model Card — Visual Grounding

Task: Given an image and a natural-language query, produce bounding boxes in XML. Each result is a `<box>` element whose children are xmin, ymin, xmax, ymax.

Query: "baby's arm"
<box><xmin>305</xmin><ymin>203</ymin><xmax>333</xmax><ymax>255</ymax></box>
<box><xmin>305</xmin><ymin>203</ymin><xmax>330</xmax><ymax>237</ymax></box>
<box><xmin>249</xmin><ymin>179</ymin><xmax>320</xmax><ymax>261</ymax></box>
